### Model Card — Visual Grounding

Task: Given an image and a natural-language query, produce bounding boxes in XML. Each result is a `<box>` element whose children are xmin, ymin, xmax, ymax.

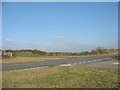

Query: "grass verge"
<box><xmin>2</xmin><ymin>57</ymin><xmax>42</xmax><ymax>64</ymax></box>
<box><xmin>2</xmin><ymin>66</ymin><xmax>118</xmax><ymax>88</ymax></box>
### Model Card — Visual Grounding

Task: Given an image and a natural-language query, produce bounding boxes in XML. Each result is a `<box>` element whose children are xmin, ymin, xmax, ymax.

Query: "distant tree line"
<box><xmin>15</xmin><ymin>49</ymin><xmax>46</xmax><ymax>57</ymax></box>
<box><xmin>47</xmin><ymin>47</ymin><xmax>118</xmax><ymax>56</ymax></box>
<box><xmin>1</xmin><ymin>49</ymin><xmax>46</xmax><ymax>59</ymax></box>
<box><xmin>1</xmin><ymin>47</ymin><xmax>119</xmax><ymax>59</ymax></box>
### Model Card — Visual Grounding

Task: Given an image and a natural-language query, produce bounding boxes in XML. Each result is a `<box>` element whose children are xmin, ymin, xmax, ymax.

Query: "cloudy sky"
<box><xmin>2</xmin><ymin>2</ymin><xmax>118</xmax><ymax>52</ymax></box>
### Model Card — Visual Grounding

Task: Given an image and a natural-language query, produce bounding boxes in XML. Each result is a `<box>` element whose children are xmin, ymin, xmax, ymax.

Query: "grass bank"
<box><xmin>2</xmin><ymin>57</ymin><xmax>42</xmax><ymax>64</ymax></box>
<box><xmin>16</xmin><ymin>53</ymin><xmax>114</xmax><ymax>58</ymax></box>
<box><xmin>3</xmin><ymin>66</ymin><xmax>118</xmax><ymax>88</ymax></box>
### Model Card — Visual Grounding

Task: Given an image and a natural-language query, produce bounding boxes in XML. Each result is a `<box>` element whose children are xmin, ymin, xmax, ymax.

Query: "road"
<box><xmin>2</xmin><ymin>55</ymin><xmax>117</xmax><ymax>71</ymax></box>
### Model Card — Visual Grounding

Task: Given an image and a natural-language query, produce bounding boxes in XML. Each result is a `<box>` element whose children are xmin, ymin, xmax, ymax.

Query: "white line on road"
<box><xmin>60</xmin><ymin>64</ymin><xmax>72</xmax><ymax>66</ymax></box>
<box><xmin>113</xmin><ymin>63</ymin><xmax>119</xmax><ymax>64</ymax></box>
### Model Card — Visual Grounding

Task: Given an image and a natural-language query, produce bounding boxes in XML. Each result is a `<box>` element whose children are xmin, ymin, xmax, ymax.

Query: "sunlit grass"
<box><xmin>2</xmin><ymin>57</ymin><xmax>42</xmax><ymax>64</ymax></box>
<box><xmin>3</xmin><ymin>66</ymin><xmax>118</xmax><ymax>88</ymax></box>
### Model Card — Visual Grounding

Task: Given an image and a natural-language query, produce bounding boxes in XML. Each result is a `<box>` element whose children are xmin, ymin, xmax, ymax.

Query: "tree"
<box><xmin>95</xmin><ymin>47</ymin><xmax>106</xmax><ymax>54</ymax></box>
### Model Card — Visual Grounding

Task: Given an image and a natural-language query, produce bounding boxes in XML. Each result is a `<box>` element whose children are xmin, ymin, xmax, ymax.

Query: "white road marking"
<box><xmin>59</xmin><ymin>57</ymin><xmax>112</xmax><ymax>67</ymax></box>
<box><xmin>60</xmin><ymin>64</ymin><xmax>72</xmax><ymax>66</ymax></box>
<box><xmin>113</xmin><ymin>63</ymin><xmax>119</xmax><ymax>64</ymax></box>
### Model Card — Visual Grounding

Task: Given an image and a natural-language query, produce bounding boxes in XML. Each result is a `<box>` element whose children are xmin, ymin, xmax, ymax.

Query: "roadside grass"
<box><xmin>13</xmin><ymin>54</ymin><xmax>112</xmax><ymax>59</ymax></box>
<box><xmin>2</xmin><ymin>57</ymin><xmax>43</xmax><ymax>64</ymax></box>
<box><xmin>0</xmin><ymin>58</ymin><xmax>1</xmax><ymax>64</ymax></box>
<box><xmin>0</xmin><ymin>71</ymin><xmax>1</xmax><ymax>89</ymax></box>
<box><xmin>17</xmin><ymin>53</ymin><xmax>114</xmax><ymax>58</ymax></box>
<box><xmin>3</xmin><ymin>66</ymin><xmax>118</xmax><ymax>88</ymax></box>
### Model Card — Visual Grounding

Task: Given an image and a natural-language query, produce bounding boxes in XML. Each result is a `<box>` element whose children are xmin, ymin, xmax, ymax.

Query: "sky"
<box><xmin>0</xmin><ymin>2</ymin><xmax>2</xmax><ymax>50</ymax></box>
<box><xmin>2</xmin><ymin>2</ymin><xmax>118</xmax><ymax>52</ymax></box>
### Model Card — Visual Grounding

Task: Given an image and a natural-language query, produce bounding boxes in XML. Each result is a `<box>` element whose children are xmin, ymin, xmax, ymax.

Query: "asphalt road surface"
<box><xmin>2</xmin><ymin>55</ymin><xmax>117</xmax><ymax>71</ymax></box>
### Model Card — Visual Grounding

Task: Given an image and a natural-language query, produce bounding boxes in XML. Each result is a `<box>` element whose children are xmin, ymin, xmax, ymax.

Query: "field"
<box><xmin>2</xmin><ymin>57</ymin><xmax>43</xmax><ymax>64</ymax></box>
<box><xmin>2</xmin><ymin>66</ymin><xmax>118</xmax><ymax>88</ymax></box>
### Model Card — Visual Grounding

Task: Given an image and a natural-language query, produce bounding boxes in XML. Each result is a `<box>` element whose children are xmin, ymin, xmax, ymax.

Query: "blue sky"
<box><xmin>2</xmin><ymin>2</ymin><xmax>118</xmax><ymax>52</ymax></box>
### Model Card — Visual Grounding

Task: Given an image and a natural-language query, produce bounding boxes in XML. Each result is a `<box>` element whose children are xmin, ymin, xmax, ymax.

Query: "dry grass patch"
<box><xmin>2</xmin><ymin>57</ymin><xmax>42</xmax><ymax>64</ymax></box>
<box><xmin>3</xmin><ymin>66</ymin><xmax>118</xmax><ymax>88</ymax></box>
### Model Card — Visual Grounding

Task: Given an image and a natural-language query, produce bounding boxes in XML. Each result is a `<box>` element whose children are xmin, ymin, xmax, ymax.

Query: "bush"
<box><xmin>2</xmin><ymin>55</ymin><xmax>11</xmax><ymax>59</ymax></box>
<box><xmin>112</xmin><ymin>55</ymin><xmax>120</xmax><ymax>60</ymax></box>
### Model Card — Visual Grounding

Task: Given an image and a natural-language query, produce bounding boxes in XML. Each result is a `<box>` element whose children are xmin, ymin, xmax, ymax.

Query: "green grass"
<box><xmin>3</xmin><ymin>66</ymin><xmax>118</xmax><ymax>88</ymax></box>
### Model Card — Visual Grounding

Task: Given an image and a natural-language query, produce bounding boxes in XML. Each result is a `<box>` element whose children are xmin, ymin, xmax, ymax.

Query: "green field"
<box><xmin>3</xmin><ymin>66</ymin><xmax>118</xmax><ymax>88</ymax></box>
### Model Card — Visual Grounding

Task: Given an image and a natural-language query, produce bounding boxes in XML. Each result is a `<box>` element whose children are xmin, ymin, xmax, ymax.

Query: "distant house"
<box><xmin>2</xmin><ymin>51</ymin><xmax>13</xmax><ymax>57</ymax></box>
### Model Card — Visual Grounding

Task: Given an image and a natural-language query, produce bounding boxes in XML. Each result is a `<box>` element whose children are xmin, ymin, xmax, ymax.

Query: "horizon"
<box><xmin>1</xmin><ymin>48</ymin><xmax>118</xmax><ymax>53</ymax></box>
<box><xmin>2</xmin><ymin>2</ymin><xmax>118</xmax><ymax>52</ymax></box>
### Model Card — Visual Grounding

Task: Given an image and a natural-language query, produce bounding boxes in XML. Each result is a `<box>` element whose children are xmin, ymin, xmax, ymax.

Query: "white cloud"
<box><xmin>43</xmin><ymin>41</ymin><xmax>96</xmax><ymax>52</ymax></box>
<box><xmin>5</xmin><ymin>38</ymin><xmax>13</xmax><ymax>42</ymax></box>
<box><xmin>45</xmin><ymin>35</ymin><xmax>96</xmax><ymax>52</ymax></box>
<box><xmin>3</xmin><ymin>34</ymin><xmax>117</xmax><ymax>51</ymax></box>
<box><xmin>3</xmin><ymin>38</ymin><xmax>22</xmax><ymax>50</ymax></box>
